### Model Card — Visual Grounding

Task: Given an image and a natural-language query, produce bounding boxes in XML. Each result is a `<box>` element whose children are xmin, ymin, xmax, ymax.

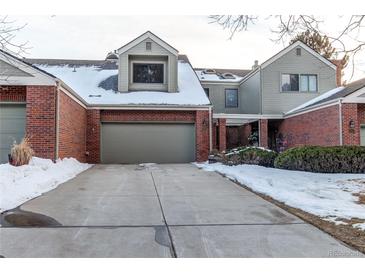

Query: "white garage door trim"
<box><xmin>0</xmin><ymin>103</ymin><xmax>26</xmax><ymax>164</ymax></box>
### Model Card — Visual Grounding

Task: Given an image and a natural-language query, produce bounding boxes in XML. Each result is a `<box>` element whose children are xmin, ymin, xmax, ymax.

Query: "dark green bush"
<box><xmin>239</xmin><ymin>147</ymin><xmax>278</xmax><ymax>167</ymax></box>
<box><xmin>274</xmin><ymin>146</ymin><xmax>365</xmax><ymax>173</ymax></box>
<box><xmin>225</xmin><ymin>147</ymin><xmax>278</xmax><ymax>167</ymax></box>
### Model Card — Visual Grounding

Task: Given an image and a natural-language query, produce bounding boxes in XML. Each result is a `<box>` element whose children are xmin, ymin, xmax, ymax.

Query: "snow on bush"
<box><xmin>196</xmin><ymin>162</ymin><xmax>365</xmax><ymax>230</ymax></box>
<box><xmin>0</xmin><ymin>157</ymin><xmax>91</xmax><ymax>212</ymax></box>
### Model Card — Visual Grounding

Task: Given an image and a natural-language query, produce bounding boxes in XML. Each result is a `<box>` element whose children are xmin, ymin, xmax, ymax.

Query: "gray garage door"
<box><xmin>361</xmin><ymin>125</ymin><xmax>365</xmax><ymax>146</ymax></box>
<box><xmin>0</xmin><ymin>104</ymin><xmax>26</xmax><ymax>164</ymax></box>
<box><xmin>101</xmin><ymin>123</ymin><xmax>196</xmax><ymax>164</ymax></box>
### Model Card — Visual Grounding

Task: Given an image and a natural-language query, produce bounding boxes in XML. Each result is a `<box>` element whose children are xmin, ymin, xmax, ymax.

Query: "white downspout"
<box><xmin>55</xmin><ymin>81</ymin><xmax>61</xmax><ymax>159</ymax></box>
<box><xmin>339</xmin><ymin>99</ymin><xmax>343</xmax><ymax>145</ymax></box>
<box><xmin>209</xmin><ymin>106</ymin><xmax>213</xmax><ymax>152</ymax></box>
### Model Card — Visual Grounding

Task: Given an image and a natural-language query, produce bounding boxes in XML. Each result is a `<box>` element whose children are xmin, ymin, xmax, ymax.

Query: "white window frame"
<box><xmin>130</xmin><ymin>60</ymin><xmax>167</xmax><ymax>85</ymax></box>
<box><xmin>280</xmin><ymin>73</ymin><xmax>318</xmax><ymax>93</ymax></box>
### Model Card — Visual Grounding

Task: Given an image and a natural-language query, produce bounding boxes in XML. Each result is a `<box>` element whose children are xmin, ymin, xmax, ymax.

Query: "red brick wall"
<box><xmin>26</xmin><ymin>85</ymin><xmax>57</xmax><ymax>159</ymax></box>
<box><xmin>342</xmin><ymin>103</ymin><xmax>361</xmax><ymax>145</ymax></box>
<box><xmin>196</xmin><ymin>110</ymin><xmax>210</xmax><ymax>162</ymax></box>
<box><xmin>86</xmin><ymin>109</ymin><xmax>101</xmax><ymax>163</ymax></box>
<box><xmin>0</xmin><ymin>85</ymin><xmax>26</xmax><ymax>102</ymax></box>
<box><xmin>58</xmin><ymin>91</ymin><xmax>87</xmax><ymax>162</ymax></box>
<box><xmin>259</xmin><ymin>119</ymin><xmax>268</xmax><ymax>148</ymax></box>
<box><xmin>359</xmin><ymin>104</ymin><xmax>365</xmax><ymax>125</ymax></box>
<box><xmin>218</xmin><ymin>118</ymin><xmax>226</xmax><ymax>152</ymax></box>
<box><xmin>278</xmin><ymin>104</ymin><xmax>341</xmax><ymax>148</ymax></box>
<box><xmin>99</xmin><ymin>109</ymin><xmax>209</xmax><ymax>162</ymax></box>
<box><xmin>101</xmin><ymin>110</ymin><xmax>196</xmax><ymax>122</ymax></box>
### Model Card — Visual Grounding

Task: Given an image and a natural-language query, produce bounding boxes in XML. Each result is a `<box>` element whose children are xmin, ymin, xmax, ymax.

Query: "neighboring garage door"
<box><xmin>361</xmin><ymin>125</ymin><xmax>365</xmax><ymax>146</ymax></box>
<box><xmin>0</xmin><ymin>104</ymin><xmax>26</xmax><ymax>164</ymax></box>
<box><xmin>101</xmin><ymin>123</ymin><xmax>196</xmax><ymax>164</ymax></box>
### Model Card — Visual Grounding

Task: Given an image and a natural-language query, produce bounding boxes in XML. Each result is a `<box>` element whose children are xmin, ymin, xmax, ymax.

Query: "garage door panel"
<box><xmin>0</xmin><ymin>104</ymin><xmax>26</xmax><ymax>164</ymax></box>
<box><xmin>101</xmin><ymin>123</ymin><xmax>195</xmax><ymax>164</ymax></box>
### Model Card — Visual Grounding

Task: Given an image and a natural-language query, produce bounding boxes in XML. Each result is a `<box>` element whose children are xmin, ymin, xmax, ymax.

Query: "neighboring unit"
<box><xmin>197</xmin><ymin>41</ymin><xmax>365</xmax><ymax>151</ymax></box>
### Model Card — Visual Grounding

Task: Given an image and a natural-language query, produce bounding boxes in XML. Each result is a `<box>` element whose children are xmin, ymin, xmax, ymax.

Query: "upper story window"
<box><xmin>204</xmin><ymin>88</ymin><xmax>209</xmax><ymax>97</ymax></box>
<box><xmin>296</xmin><ymin>48</ymin><xmax>301</xmax><ymax>56</ymax></box>
<box><xmin>281</xmin><ymin>73</ymin><xmax>317</xmax><ymax>92</ymax></box>
<box><xmin>225</xmin><ymin>88</ymin><xmax>238</xmax><ymax>108</ymax></box>
<box><xmin>133</xmin><ymin>63</ymin><xmax>164</xmax><ymax>84</ymax></box>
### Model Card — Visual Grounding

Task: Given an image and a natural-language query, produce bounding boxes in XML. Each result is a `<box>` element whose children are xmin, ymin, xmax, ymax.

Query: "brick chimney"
<box><xmin>331</xmin><ymin>60</ymin><xmax>344</xmax><ymax>86</ymax></box>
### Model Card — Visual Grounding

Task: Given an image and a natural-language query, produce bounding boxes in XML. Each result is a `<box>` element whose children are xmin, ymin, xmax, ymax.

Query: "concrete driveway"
<box><xmin>0</xmin><ymin>164</ymin><xmax>362</xmax><ymax>257</ymax></box>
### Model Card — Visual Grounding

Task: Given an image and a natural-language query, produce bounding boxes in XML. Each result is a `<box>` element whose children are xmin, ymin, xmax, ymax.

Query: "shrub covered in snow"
<box><xmin>225</xmin><ymin>146</ymin><xmax>278</xmax><ymax>167</ymax></box>
<box><xmin>274</xmin><ymin>146</ymin><xmax>365</xmax><ymax>173</ymax></box>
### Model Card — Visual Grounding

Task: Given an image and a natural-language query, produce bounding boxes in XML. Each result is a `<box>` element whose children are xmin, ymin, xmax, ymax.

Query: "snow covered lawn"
<box><xmin>0</xmin><ymin>157</ymin><xmax>91</xmax><ymax>212</ymax></box>
<box><xmin>196</xmin><ymin>163</ymin><xmax>365</xmax><ymax>230</ymax></box>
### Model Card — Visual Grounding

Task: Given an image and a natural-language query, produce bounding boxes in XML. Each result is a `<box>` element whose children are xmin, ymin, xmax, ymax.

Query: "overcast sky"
<box><xmin>11</xmin><ymin>15</ymin><xmax>365</xmax><ymax>82</ymax></box>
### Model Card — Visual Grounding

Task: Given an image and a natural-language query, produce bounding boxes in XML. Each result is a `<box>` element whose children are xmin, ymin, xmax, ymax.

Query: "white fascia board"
<box><xmin>261</xmin><ymin>41</ymin><xmax>337</xmax><ymax>70</ymax></box>
<box><xmin>117</xmin><ymin>31</ymin><xmax>178</xmax><ymax>56</ymax></box>
<box><xmin>213</xmin><ymin>113</ymin><xmax>283</xmax><ymax>119</ymax></box>
<box><xmin>0</xmin><ymin>52</ymin><xmax>56</xmax><ymax>86</ymax></box>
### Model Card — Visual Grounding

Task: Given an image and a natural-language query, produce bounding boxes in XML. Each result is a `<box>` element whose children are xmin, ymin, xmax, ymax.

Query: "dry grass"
<box><xmin>10</xmin><ymin>136</ymin><xmax>34</xmax><ymax>166</ymax></box>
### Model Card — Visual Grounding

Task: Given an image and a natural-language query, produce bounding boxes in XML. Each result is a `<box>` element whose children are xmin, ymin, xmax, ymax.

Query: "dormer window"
<box><xmin>133</xmin><ymin>63</ymin><xmax>164</xmax><ymax>84</ymax></box>
<box><xmin>203</xmin><ymin>69</ymin><xmax>216</xmax><ymax>74</ymax></box>
<box><xmin>146</xmin><ymin>42</ymin><xmax>152</xmax><ymax>51</ymax></box>
<box><xmin>222</xmin><ymin>73</ymin><xmax>235</xmax><ymax>79</ymax></box>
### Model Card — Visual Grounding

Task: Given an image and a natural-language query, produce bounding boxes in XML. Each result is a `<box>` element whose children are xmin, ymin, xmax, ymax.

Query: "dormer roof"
<box><xmin>117</xmin><ymin>31</ymin><xmax>179</xmax><ymax>56</ymax></box>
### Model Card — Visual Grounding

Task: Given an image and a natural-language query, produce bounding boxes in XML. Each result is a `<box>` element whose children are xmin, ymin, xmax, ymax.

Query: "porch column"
<box><xmin>218</xmin><ymin>118</ymin><xmax>226</xmax><ymax>152</ymax></box>
<box><xmin>259</xmin><ymin>119</ymin><xmax>268</xmax><ymax>148</ymax></box>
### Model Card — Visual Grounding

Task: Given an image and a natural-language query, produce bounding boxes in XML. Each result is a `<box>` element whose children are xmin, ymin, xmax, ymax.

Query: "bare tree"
<box><xmin>0</xmin><ymin>15</ymin><xmax>28</xmax><ymax>56</ymax></box>
<box><xmin>209</xmin><ymin>15</ymin><xmax>365</xmax><ymax>79</ymax></box>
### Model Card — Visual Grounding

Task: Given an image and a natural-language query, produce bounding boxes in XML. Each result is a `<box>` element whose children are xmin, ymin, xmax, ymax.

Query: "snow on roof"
<box><xmin>195</xmin><ymin>70</ymin><xmax>244</xmax><ymax>83</ymax></box>
<box><xmin>33</xmin><ymin>61</ymin><xmax>210</xmax><ymax>106</ymax></box>
<box><xmin>285</xmin><ymin>86</ymin><xmax>345</xmax><ymax>115</ymax></box>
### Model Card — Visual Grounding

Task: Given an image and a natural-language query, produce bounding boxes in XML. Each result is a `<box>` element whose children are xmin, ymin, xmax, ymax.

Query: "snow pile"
<box><xmin>226</xmin><ymin>146</ymin><xmax>273</xmax><ymax>156</ymax></box>
<box><xmin>195</xmin><ymin>70</ymin><xmax>244</xmax><ymax>82</ymax></box>
<box><xmin>0</xmin><ymin>157</ymin><xmax>91</xmax><ymax>212</ymax></box>
<box><xmin>195</xmin><ymin>163</ymin><xmax>365</xmax><ymax>230</ymax></box>
<box><xmin>35</xmin><ymin>62</ymin><xmax>211</xmax><ymax>106</ymax></box>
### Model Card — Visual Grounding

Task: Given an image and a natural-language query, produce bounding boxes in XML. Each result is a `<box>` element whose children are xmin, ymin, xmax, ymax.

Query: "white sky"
<box><xmin>11</xmin><ymin>15</ymin><xmax>365</xmax><ymax>82</ymax></box>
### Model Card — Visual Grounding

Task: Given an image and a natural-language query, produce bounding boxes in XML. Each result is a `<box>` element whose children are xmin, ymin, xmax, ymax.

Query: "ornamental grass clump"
<box><xmin>10</xmin><ymin>136</ymin><xmax>34</xmax><ymax>166</ymax></box>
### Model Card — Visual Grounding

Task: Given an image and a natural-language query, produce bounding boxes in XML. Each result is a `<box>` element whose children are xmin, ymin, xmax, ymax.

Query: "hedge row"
<box><xmin>274</xmin><ymin>146</ymin><xmax>365</xmax><ymax>173</ymax></box>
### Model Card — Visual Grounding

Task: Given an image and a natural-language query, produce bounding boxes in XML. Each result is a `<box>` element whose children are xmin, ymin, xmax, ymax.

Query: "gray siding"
<box><xmin>261</xmin><ymin>46</ymin><xmax>337</xmax><ymax>114</ymax></box>
<box><xmin>201</xmin><ymin>83</ymin><xmax>242</xmax><ymax>114</ymax></box>
<box><xmin>0</xmin><ymin>60</ymin><xmax>31</xmax><ymax>77</ymax></box>
<box><xmin>239</xmin><ymin>70</ymin><xmax>261</xmax><ymax>114</ymax></box>
<box><xmin>118</xmin><ymin>38</ymin><xmax>178</xmax><ymax>92</ymax></box>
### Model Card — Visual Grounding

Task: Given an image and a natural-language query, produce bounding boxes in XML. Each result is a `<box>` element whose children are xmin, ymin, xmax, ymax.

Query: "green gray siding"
<box><xmin>118</xmin><ymin>38</ymin><xmax>178</xmax><ymax>92</ymax></box>
<box><xmin>0</xmin><ymin>104</ymin><xmax>26</xmax><ymax>164</ymax></box>
<box><xmin>201</xmin><ymin>83</ymin><xmax>242</xmax><ymax>114</ymax></box>
<box><xmin>0</xmin><ymin>60</ymin><xmax>31</xmax><ymax>77</ymax></box>
<box><xmin>101</xmin><ymin>123</ymin><xmax>195</xmax><ymax>164</ymax></box>
<box><xmin>239</xmin><ymin>70</ymin><xmax>261</xmax><ymax>114</ymax></box>
<box><xmin>261</xmin><ymin>46</ymin><xmax>337</xmax><ymax>114</ymax></box>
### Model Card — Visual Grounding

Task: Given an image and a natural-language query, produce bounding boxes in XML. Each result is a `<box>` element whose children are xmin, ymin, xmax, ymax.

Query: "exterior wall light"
<box><xmin>349</xmin><ymin>120</ymin><xmax>355</xmax><ymax>129</ymax></box>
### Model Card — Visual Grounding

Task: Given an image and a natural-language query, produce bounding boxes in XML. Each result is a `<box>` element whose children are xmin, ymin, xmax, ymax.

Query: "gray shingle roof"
<box><xmin>306</xmin><ymin>77</ymin><xmax>365</xmax><ymax>108</ymax></box>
